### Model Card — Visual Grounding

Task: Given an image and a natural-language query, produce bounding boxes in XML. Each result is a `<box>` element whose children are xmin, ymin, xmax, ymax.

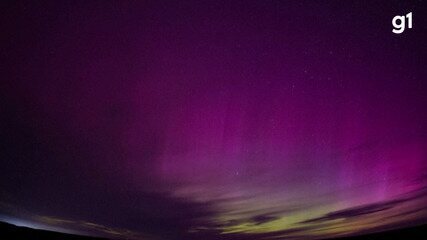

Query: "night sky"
<box><xmin>1</xmin><ymin>1</ymin><xmax>427</xmax><ymax>239</ymax></box>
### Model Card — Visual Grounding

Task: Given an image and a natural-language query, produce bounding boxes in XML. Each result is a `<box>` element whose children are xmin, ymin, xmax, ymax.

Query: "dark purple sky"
<box><xmin>1</xmin><ymin>1</ymin><xmax>427</xmax><ymax>239</ymax></box>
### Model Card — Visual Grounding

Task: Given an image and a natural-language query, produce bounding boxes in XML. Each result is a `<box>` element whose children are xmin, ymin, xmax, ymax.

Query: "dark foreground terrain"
<box><xmin>0</xmin><ymin>221</ymin><xmax>426</xmax><ymax>240</ymax></box>
<box><xmin>330</xmin><ymin>224</ymin><xmax>427</xmax><ymax>240</ymax></box>
<box><xmin>0</xmin><ymin>221</ymin><xmax>107</xmax><ymax>240</ymax></box>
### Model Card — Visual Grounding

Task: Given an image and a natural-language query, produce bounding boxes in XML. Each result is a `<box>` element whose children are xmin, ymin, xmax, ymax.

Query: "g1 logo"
<box><xmin>392</xmin><ymin>12</ymin><xmax>412</xmax><ymax>34</ymax></box>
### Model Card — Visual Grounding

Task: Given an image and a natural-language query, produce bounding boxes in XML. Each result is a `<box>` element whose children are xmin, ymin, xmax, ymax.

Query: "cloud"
<box><xmin>300</xmin><ymin>202</ymin><xmax>396</xmax><ymax>224</ymax></box>
<box><xmin>301</xmin><ymin>189</ymin><xmax>427</xmax><ymax>224</ymax></box>
<box><xmin>0</xmin><ymin>190</ymin><xmax>220</xmax><ymax>240</ymax></box>
<box><xmin>34</xmin><ymin>215</ymin><xmax>155</xmax><ymax>240</ymax></box>
<box><xmin>250</xmin><ymin>214</ymin><xmax>280</xmax><ymax>225</ymax></box>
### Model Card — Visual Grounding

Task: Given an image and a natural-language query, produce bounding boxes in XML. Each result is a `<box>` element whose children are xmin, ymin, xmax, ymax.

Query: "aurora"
<box><xmin>1</xmin><ymin>1</ymin><xmax>426</xmax><ymax>239</ymax></box>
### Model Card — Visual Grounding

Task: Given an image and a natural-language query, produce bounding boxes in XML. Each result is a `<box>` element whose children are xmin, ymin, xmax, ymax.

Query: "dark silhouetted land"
<box><xmin>0</xmin><ymin>221</ymin><xmax>106</xmax><ymax>240</ymax></box>
<box><xmin>0</xmin><ymin>220</ymin><xmax>426</xmax><ymax>239</ymax></box>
